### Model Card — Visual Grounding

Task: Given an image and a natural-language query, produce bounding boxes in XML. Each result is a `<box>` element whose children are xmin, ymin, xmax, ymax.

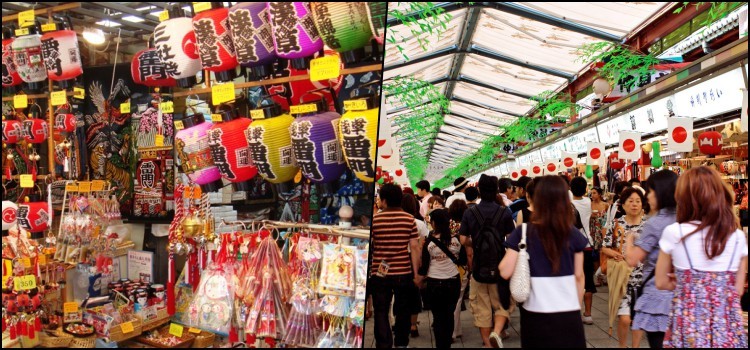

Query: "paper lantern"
<box><xmin>268</xmin><ymin>2</ymin><xmax>324</xmax><ymax>70</ymax></box>
<box><xmin>585</xmin><ymin>165</ymin><xmax>594</xmax><ymax>179</ymax></box>
<box><xmin>311</xmin><ymin>2</ymin><xmax>373</xmax><ymax>65</ymax></box>
<box><xmin>698</xmin><ymin>131</ymin><xmax>722</xmax><ymax>157</ymax></box>
<box><xmin>40</xmin><ymin>19</ymin><xmax>82</xmax><ymax>88</ymax></box>
<box><xmin>131</xmin><ymin>48</ymin><xmax>177</xmax><ymax>87</ymax></box>
<box><xmin>289</xmin><ymin>100</ymin><xmax>345</xmax><ymax>183</ymax></box>
<box><xmin>651</xmin><ymin>141</ymin><xmax>663</xmax><ymax>168</ymax></box>
<box><xmin>228</xmin><ymin>2</ymin><xmax>277</xmax><ymax>78</ymax></box>
<box><xmin>23</xmin><ymin>118</ymin><xmax>48</xmax><ymax>144</ymax></box>
<box><xmin>609</xmin><ymin>152</ymin><xmax>626</xmax><ymax>170</ymax></box>
<box><xmin>11</xmin><ymin>24</ymin><xmax>47</xmax><ymax>92</ymax></box>
<box><xmin>207</xmin><ymin>109</ymin><xmax>256</xmax><ymax>191</ymax></box>
<box><xmin>17</xmin><ymin>200</ymin><xmax>51</xmax><ymax>233</ymax></box>
<box><xmin>592</xmin><ymin>77</ymin><xmax>611</xmax><ymax>98</ymax></box>
<box><xmin>2</xmin><ymin>119</ymin><xmax>23</xmax><ymax>144</ymax></box>
<box><xmin>2</xmin><ymin>27</ymin><xmax>22</xmax><ymax>89</ymax></box>
<box><xmin>339</xmin><ymin>95</ymin><xmax>378</xmax><ymax>182</ymax></box>
<box><xmin>154</xmin><ymin>6</ymin><xmax>202</xmax><ymax>88</ymax></box>
<box><xmin>175</xmin><ymin>114</ymin><xmax>224</xmax><ymax>192</ymax></box>
<box><xmin>2</xmin><ymin>200</ymin><xmax>17</xmax><ymax>231</ymax></box>
<box><xmin>246</xmin><ymin>104</ymin><xmax>299</xmax><ymax>184</ymax></box>
<box><xmin>192</xmin><ymin>3</ymin><xmax>238</xmax><ymax>82</ymax></box>
<box><xmin>367</xmin><ymin>2</ymin><xmax>386</xmax><ymax>45</ymax></box>
<box><xmin>54</xmin><ymin>113</ymin><xmax>76</xmax><ymax>133</ymax></box>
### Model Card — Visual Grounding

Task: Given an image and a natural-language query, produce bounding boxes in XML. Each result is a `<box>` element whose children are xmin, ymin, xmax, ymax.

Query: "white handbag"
<box><xmin>510</xmin><ymin>223</ymin><xmax>531</xmax><ymax>303</ymax></box>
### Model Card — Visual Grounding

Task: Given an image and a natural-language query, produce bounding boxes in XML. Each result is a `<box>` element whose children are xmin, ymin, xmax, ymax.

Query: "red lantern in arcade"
<box><xmin>192</xmin><ymin>2</ymin><xmax>238</xmax><ymax>82</ymax></box>
<box><xmin>40</xmin><ymin>17</ymin><xmax>83</xmax><ymax>88</ymax></box>
<box><xmin>17</xmin><ymin>197</ymin><xmax>51</xmax><ymax>233</ymax></box>
<box><xmin>54</xmin><ymin>112</ymin><xmax>76</xmax><ymax>133</ymax></box>
<box><xmin>698</xmin><ymin>131</ymin><xmax>722</xmax><ymax>157</ymax></box>
<box><xmin>131</xmin><ymin>48</ymin><xmax>177</xmax><ymax>87</ymax></box>
<box><xmin>2</xmin><ymin>118</ymin><xmax>23</xmax><ymax>144</ymax></box>
<box><xmin>23</xmin><ymin>107</ymin><xmax>49</xmax><ymax>144</ymax></box>
<box><xmin>609</xmin><ymin>152</ymin><xmax>626</xmax><ymax>170</ymax></box>
<box><xmin>207</xmin><ymin>108</ymin><xmax>257</xmax><ymax>191</ymax></box>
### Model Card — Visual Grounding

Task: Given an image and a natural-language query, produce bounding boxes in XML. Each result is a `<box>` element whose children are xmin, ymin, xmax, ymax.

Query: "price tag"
<box><xmin>14</xmin><ymin>95</ymin><xmax>28</xmax><ymax>109</ymax></box>
<box><xmin>20</xmin><ymin>174</ymin><xmax>34</xmax><ymax>188</ymax></box>
<box><xmin>38</xmin><ymin>254</ymin><xmax>47</xmax><ymax>265</ymax></box>
<box><xmin>188</xmin><ymin>327</ymin><xmax>202</xmax><ymax>334</ymax></box>
<box><xmin>120</xmin><ymin>321</ymin><xmax>134</xmax><ymax>334</ymax></box>
<box><xmin>309</xmin><ymin>55</ymin><xmax>341</xmax><ymax>81</ymax></box>
<box><xmin>41</xmin><ymin>23</ymin><xmax>57</xmax><ymax>32</ymax></box>
<box><xmin>51</xmin><ymin>90</ymin><xmax>67</xmax><ymax>106</ymax></box>
<box><xmin>15</xmin><ymin>28</ymin><xmax>30</xmax><ymax>36</ymax></box>
<box><xmin>169</xmin><ymin>323</ymin><xmax>184</xmax><ymax>337</ymax></box>
<box><xmin>120</xmin><ymin>101</ymin><xmax>130</xmax><ymax>113</ymax></box>
<box><xmin>21</xmin><ymin>257</ymin><xmax>31</xmax><ymax>268</ymax></box>
<box><xmin>155</xmin><ymin>134</ymin><xmax>165</xmax><ymax>147</ymax></box>
<box><xmin>290</xmin><ymin>104</ymin><xmax>318</xmax><ymax>115</ymax></box>
<box><xmin>250</xmin><ymin>109</ymin><xmax>265</xmax><ymax>120</ymax></box>
<box><xmin>210</xmin><ymin>114</ymin><xmax>223</xmax><ymax>123</ymax></box>
<box><xmin>174</xmin><ymin>120</ymin><xmax>185</xmax><ymax>130</ymax></box>
<box><xmin>160</xmin><ymin>101</ymin><xmax>174</xmax><ymax>113</ymax></box>
<box><xmin>294</xmin><ymin>170</ymin><xmax>302</xmax><ymax>183</ymax></box>
<box><xmin>65</xmin><ymin>183</ymin><xmax>79</xmax><ymax>192</ymax></box>
<box><xmin>344</xmin><ymin>100</ymin><xmax>369</xmax><ymax>111</ymax></box>
<box><xmin>159</xmin><ymin>10</ymin><xmax>170</xmax><ymax>22</ymax></box>
<box><xmin>78</xmin><ymin>182</ymin><xmax>91</xmax><ymax>193</ymax></box>
<box><xmin>193</xmin><ymin>2</ymin><xmax>211</xmax><ymax>13</ymax></box>
<box><xmin>63</xmin><ymin>302</ymin><xmax>79</xmax><ymax>314</ymax></box>
<box><xmin>13</xmin><ymin>275</ymin><xmax>36</xmax><ymax>291</ymax></box>
<box><xmin>18</xmin><ymin>10</ymin><xmax>35</xmax><ymax>28</ymax></box>
<box><xmin>73</xmin><ymin>87</ymin><xmax>85</xmax><ymax>99</ymax></box>
<box><xmin>91</xmin><ymin>180</ymin><xmax>106</xmax><ymax>192</ymax></box>
<box><xmin>211</xmin><ymin>82</ymin><xmax>235</xmax><ymax>105</ymax></box>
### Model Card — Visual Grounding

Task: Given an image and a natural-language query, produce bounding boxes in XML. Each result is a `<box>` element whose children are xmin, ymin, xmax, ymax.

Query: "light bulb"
<box><xmin>83</xmin><ymin>27</ymin><xmax>105</xmax><ymax>45</ymax></box>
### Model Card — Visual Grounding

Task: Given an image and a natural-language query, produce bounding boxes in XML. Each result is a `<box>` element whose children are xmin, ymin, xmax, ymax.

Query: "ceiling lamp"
<box><xmin>82</xmin><ymin>27</ymin><xmax>105</xmax><ymax>45</ymax></box>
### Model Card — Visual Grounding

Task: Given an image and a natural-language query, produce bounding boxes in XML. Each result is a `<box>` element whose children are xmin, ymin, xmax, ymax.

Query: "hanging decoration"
<box><xmin>246</xmin><ymin>101</ymin><xmax>299</xmax><ymax>184</ymax></box>
<box><xmin>618</xmin><ymin>130</ymin><xmax>641</xmax><ymax>160</ymax></box>
<box><xmin>153</xmin><ymin>5</ymin><xmax>202</xmax><ymax>88</ymax></box>
<box><xmin>228</xmin><ymin>2</ymin><xmax>278</xmax><ymax>79</ymax></box>
<box><xmin>545</xmin><ymin>160</ymin><xmax>558</xmax><ymax>173</ymax></box>
<box><xmin>192</xmin><ymin>2</ymin><xmax>238</xmax><ymax>82</ymax></box>
<box><xmin>530</xmin><ymin>163</ymin><xmax>544</xmax><ymax>177</ymax></box>
<box><xmin>22</xmin><ymin>105</ymin><xmax>48</xmax><ymax>144</ymax></box>
<box><xmin>667</xmin><ymin>117</ymin><xmax>693</xmax><ymax>152</ymax></box>
<box><xmin>311</xmin><ymin>2</ymin><xmax>373</xmax><ymax>65</ymax></box>
<box><xmin>268</xmin><ymin>2</ymin><xmax>324</xmax><ymax>70</ymax></box>
<box><xmin>367</xmin><ymin>2</ymin><xmax>386</xmax><ymax>45</ymax></box>
<box><xmin>609</xmin><ymin>152</ymin><xmax>627</xmax><ymax>170</ymax></box>
<box><xmin>53</xmin><ymin>110</ymin><xmax>76</xmax><ymax>133</ymax></box>
<box><xmin>2</xmin><ymin>200</ymin><xmax>17</xmax><ymax>231</ymax></box>
<box><xmin>207</xmin><ymin>107</ymin><xmax>256</xmax><ymax>191</ymax></box>
<box><xmin>17</xmin><ymin>193</ymin><xmax>51</xmax><ymax>234</ymax></box>
<box><xmin>585</xmin><ymin>164</ymin><xmax>594</xmax><ymax>179</ymax></box>
<box><xmin>651</xmin><ymin>141</ymin><xmax>663</xmax><ymax>167</ymax></box>
<box><xmin>587</xmin><ymin>142</ymin><xmax>605</xmax><ymax>167</ymax></box>
<box><xmin>2</xmin><ymin>27</ymin><xmax>23</xmax><ymax>90</ymax></box>
<box><xmin>339</xmin><ymin>93</ymin><xmax>378</xmax><ymax>183</ymax></box>
<box><xmin>131</xmin><ymin>48</ymin><xmax>177</xmax><ymax>87</ymax></box>
<box><xmin>2</xmin><ymin>117</ymin><xmax>23</xmax><ymax>144</ymax></box>
<box><xmin>40</xmin><ymin>16</ymin><xmax>82</xmax><ymax>88</ymax></box>
<box><xmin>174</xmin><ymin>113</ymin><xmax>225</xmax><ymax>193</ymax></box>
<box><xmin>698</xmin><ymin>131</ymin><xmax>722</xmax><ymax>157</ymax></box>
<box><xmin>561</xmin><ymin>152</ymin><xmax>578</xmax><ymax>169</ymax></box>
<box><xmin>289</xmin><ymin>99</ymin><xmax>345</xmax><ymax>184</ymax></box>
<box><xmin>11</xmin><ymin>23</ymin><xmax>47</xmax><ymax>92</ymax></box>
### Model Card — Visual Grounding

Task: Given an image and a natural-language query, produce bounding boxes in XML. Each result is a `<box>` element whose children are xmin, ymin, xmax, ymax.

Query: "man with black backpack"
<box><xmin>459</xmin><ymin>175</ymin><xmax>516</xmax><ymax>348</ymax></box>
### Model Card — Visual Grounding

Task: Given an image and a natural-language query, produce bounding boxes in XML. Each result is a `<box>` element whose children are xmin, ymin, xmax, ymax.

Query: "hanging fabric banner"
<box><xmin>587</xmin><ymin>142</ymin><xmax>606</xmax><ymax>167</ymax></box>
<box><xmin>667</xmin><ymin>117</ymin><xmax>694</xmax><ymax>152</ymax></box>
<box><xmin>618</xmin><ymin>131</ymin><xmax>641</xmax><ymax>160</ymax></box>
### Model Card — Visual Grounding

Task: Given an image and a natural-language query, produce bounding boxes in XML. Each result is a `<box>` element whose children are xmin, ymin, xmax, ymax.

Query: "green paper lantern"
<box><xmin>651</xmin><ymin>141</ymin><xmax>663</xmax><ymax>168</ymax></box>
<box><xmin>311</xmin><ymin>2</ymin><xmax>373</xmax><ymax>65</ymax></box>
<box><xmin>377</xmin><ymin>177</ymin><xmax>384</xmax><ymax>184</ymax></box>
<box><xmin>585</xmin><ymin>164</ymin><xmax>594</xmax><ymax>179</ymax></box>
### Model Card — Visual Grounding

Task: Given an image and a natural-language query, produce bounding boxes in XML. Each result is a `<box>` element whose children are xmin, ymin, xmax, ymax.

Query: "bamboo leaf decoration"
<box><xmin>386</xmin><ymin>2</ymin><xmax>454</xmax><ymax>61</ymax></box>
<box><xmin>674</xmin><ymin>2</ymin><xmax>744</xmax><ymax>34</ymax></box>
<box><xmin>576</xmin><ymin>42</ymin><xmax>660</xmax><ymax>93</ymax></box>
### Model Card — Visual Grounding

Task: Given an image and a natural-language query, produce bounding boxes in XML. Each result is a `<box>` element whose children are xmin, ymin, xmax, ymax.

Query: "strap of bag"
<box><xmin>520</xmin><ymin>223</ymin><xmax>528</xmax><ymax>251</ymax></box>
<box><xmin>427</xmin><ymin>236</ymin><xmax>460</xmax><ymax>265</ymax></box>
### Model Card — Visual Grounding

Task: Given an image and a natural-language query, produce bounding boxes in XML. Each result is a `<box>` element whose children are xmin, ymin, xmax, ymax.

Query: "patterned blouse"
<box><xmin>604</xmin><ymin>216</ymin><xmax>645</xmax><ymax>288</ymax></box>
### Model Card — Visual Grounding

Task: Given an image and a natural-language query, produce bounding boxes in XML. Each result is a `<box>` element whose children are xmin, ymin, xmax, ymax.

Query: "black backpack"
<box><xmin>469</xmin><ymin>206</ymin><xmax>505</xmax><ymax>283</ymax></box>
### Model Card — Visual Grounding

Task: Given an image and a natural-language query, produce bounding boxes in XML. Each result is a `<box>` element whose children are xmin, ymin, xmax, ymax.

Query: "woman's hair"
<box><xmin>675</xmin><ymin>166</ymin><xmax>738</xmax><ymax>259</ymax></box>
<box><xmin>613</xmin><ymin>180</ymin><xmax>631</xmax><ymax>202</ymax></box>
<box><xmin>531</xmin><ymin>176</ymin><xmax>575</xmax><ymax>273</ymax></box>
<box><xmin>526</xmin><ymin>178</ymin><xmax>537</xmax><ymax>203</ymax></box>
<box><xmin>429</xmin><ymin>209</ymin><xmax>452</xmax><ymax>246</ymax></box>
<box><xmin>618</xmin><ymin>187</ymin><xmax>645</xmax><ymax>214</ymax></box>
<box><xmin>449</xmin><ymin>199</ymin><xmax>468</xmax><ymax>223</ymax></box>
<box><xmin>428</xmin><ymin>195</ymin><xmax>445</xmax><ymax>208</ymax></box>
<box><xmin>591</xmin><ymin>186</ymin><xmax>603</xmax><ymax>198</ymax></box>
<box><xmin>402</xmin><ymin>193</ymin><xmax>424</xmax><ymax>221</ymax></box>
<box><xmin>645</xmin><ymin>169</ymin><xmax>678</xmax><ymax>211</ymax></box>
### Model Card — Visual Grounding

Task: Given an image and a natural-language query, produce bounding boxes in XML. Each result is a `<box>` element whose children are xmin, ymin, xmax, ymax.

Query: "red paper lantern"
<box><xmin>40</xmin><ymin>19</ymin><xmax>83</xmax><ymax>88</ymax></box>
<box><xmin>207</xmin><ymin>109</ymin><xmax>257</xmax><ymax>191</ymax></box>
<box><xmin>2</xmin><ymin>119</ymin><xmax>23</xmax><ymax>144</ymax></box>
<box><xmin>17</xmin><ymin>201</ymin><xmax>51</xmax><ymax>233</ymax></box>
<box><xmin>193</xmin><ymin>3</ymin><xmax>238</xmax><ymax>82</ymax></box>
<box><xmin>2</xmin><ymin>27</ymin><xmax>22</xmax><ymax>89</ymax></box>
<box><xmin>54</xmin><ymin>113</ymin><xmax>76</xmax><ymax>133</ymax></box>
<box><xmin>609</xmin><ymin>152</ymin><xmax>626</xmax><ymax>170</ymax></box>
<box><xmin>131</xmin><ymin>48</ymin><xmax>177</xmax><ymax>87</ymax></box>
<box><xmin>698</xmin><ymin>131</ymin><xmax>722</xmax><ymax>157</ymax></box>
<box><xmin>23</xmin><ymin>118</ymin><xmax>48</xmax><ymax>144</ymax></box>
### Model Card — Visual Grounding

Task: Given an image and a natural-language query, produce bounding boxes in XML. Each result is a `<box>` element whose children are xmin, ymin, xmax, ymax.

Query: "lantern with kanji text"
<box><xmin>40</xmin><ymin>17</ymin><xmax>82</xmax><ymax>89</ymax></box>
<box><xmin>698</xmin><ymin>131</ymin><xmax>722</xmax><ymax>158</ymax></box>
<box><xmin>11</xmin><ymin>23</ymin><xmax>47</xmax><ymax>92</ymax></box>
<box><xmin>153</xmin><ymin>5</ymin><xmax>202</xmax><ymax>88</ymax></box>
<box><xmin>311</xmin><ymin>2</ymin><xmax>373</xmax><ymax>66</ymax></box>
<box><xmin>207</xmin><ymin>106</ymin><xmax>256</xmax><ymax>191</ymax></box>
<box><xmin>228</xmin><ymin>2</ymin><xmax>278</xmax><ymax>79</ymax></box>
<box><xmin>192</xmin><ymin>2</ymin><xmax>238</xmax><ymax>82</ymax></box>
<box><xmin>17</xmin><ymin>194</ymin><xmax>51</xmax><ymax>234</ymax></box>
<box><xmin>131</xmin><ymin>48</ymin><xmax>177</xmax><ymax>87</ymax></box>
<box><xmin>268</xmin><ymin>2</ymin><xmax>324</xmax><ymax>70</ymax></box>
<box><xmin>339</xmin><ymin>92</ymin><xmax>378</xmax><ymax>182</ymax></box>
<box><xmin>246</xmin><ymin>101</ymin><xmax>299</xmax><ymax>184</ymax></box>
<box><xmin>289</xmin><ymin>98</ymin><xmax>345</xmax><ymax>183</ymax></box>
<box><xmin>2</xmin><ymin>26</ymin><xmax>23</xmax><ymax>91</ymax></box>
<box><xmin>2</xmin><ymin>117</ymin><xmax>23</xmax><ymax>144</ymax></box>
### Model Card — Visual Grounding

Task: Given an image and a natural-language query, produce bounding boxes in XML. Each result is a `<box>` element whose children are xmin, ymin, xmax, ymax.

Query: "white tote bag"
<box><xmin>510</xmin><ymin>223</ymin><xmax>531</xmax><ymax>302</ymax></box>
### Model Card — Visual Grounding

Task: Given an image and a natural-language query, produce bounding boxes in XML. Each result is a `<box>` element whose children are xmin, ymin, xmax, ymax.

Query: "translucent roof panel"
<box><xmin>450</xmin><ymin>101</ymin><xmax>516</xmax><ymax>127</ymax></box>
<box><xmin>384</xmin><ymin>8</ymin><xmax>467</xmax><ymax>67</ymax></box>
<box><xmin>516</xmin><ymin>2</ymin><xmax>668</xmax><ymax>36</ymax></box>
<box><xmin>384</xmin><ymin>54</ymin><xmax>453</xmax><ymax>81</ymax></box>
<box><xmin>452</xmin><ymin>82</ymin><xmax>537</xmax><ymax>116</ymax></box>
<box><xmin>461</xmin><ymin>55</ymin><xmax>568</xmax><ymax>96</ymax></box>
<box><xmin>384</xmin><ymin>82</ymin><xmax>447</xmax><ymax>113</ymax></box>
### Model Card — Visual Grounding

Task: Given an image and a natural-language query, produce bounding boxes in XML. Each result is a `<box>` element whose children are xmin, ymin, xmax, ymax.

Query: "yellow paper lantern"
<box><xmin>339</xmin><ymin>95</ymin><xmax>378</xmax><ymax>182</ymax></box>
<box><xmin>246</xmin><ymin>104</ymin><xmax>299</xmax><ymax>184</ymax></box>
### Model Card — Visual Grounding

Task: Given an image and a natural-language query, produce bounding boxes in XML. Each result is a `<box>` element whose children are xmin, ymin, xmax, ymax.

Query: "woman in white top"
<box><xmin>416</xmin><ymin>209</ymin><xmax>465</xmax><ymax>348</ymax></box>
<box><xmin>655</xmin><ymin>166</ymin><xmax>748</xmax><ymax>348</ymax></box>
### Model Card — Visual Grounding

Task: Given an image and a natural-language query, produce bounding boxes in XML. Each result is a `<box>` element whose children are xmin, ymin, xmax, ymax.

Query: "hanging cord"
<box><xmin>109</xmin><ymin>27</ymin><xmax>122</xmax><ymax>97</ymax></box>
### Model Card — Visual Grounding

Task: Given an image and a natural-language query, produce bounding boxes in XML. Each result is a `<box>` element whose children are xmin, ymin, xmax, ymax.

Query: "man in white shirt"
<box><xmin>569</xmin><ymin>176</ymin><xmax>595</xmax><ymax>325</ymax></box>
<box><xmin>446</xmin><ymin>177</ymin><xmax>469</xmax><ymax>209</ymax></box>
<box><xmin>416</xmin><ymin>180</ymin><xmax>432</xmax><ymax>219</ymax></box>
<box><xmin>498</xmin><ymin>178</ymin><xmax>514</xmax><ymax>207</ymax></box>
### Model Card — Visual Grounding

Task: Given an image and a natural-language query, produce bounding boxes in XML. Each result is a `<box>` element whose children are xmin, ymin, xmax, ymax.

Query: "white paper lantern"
<box><xmin>2</xmin><ymin>200</ymin><xmax>18</xmax><ymax>231</ymax></box>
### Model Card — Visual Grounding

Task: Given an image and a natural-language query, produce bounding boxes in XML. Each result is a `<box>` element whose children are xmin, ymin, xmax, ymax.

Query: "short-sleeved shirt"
<box><xmin>459</xmin><ymin>201</ymin><xmax>515</xmax><ymax>243</ymax></box>
<box><xmin>604</xmin><ymin>216</ymin><xmax>645</xmax><ymax>287</ymax></box>
<box><xmin>634</xmin><ymin>208</ymin><xmax>676</xmax><ymax>286</ymax></box>
<box><xmin>505</xmin><ymin>224</ymin><xmax>587</xmax><ymax>313</ymax></box>
<box><xmin>659</xmin><ymin>222</ymin><xmax>749</xmax><ymax>272</ymax></box>
<box><xmin>371</xmin><ymin>210</ymin><xmax>419</xmax><ymax>276</ymax></box>
<box><xmin>510</xmin><ymin>198</ymin><xmax>529</xmax><ymax>221</ymax></box>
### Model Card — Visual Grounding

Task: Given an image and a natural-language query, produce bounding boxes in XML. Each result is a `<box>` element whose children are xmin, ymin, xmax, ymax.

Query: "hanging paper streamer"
<box><xmin>131</xmin><ymin>48</ymin><xmax>177</xmax><ymax>87</ymax></box>
<box><xmin>228</xmin><ymin>2</ymin><xmax>277</xmax><ymax>78</ymax></box>
<box><xmin>246</xmin><ymin>105</ymin><xmax>299</xmax><ymax>184</ymax></box>
<box><xmin>11</xmin><ymin>24</ymin><xmax>47</xmax><ymax>92</ymax></box>
<box><xmin>311</xmin><ymin>2</ymin><xmax>373</xmax><ymax>65</ymax></box>
<box><xmin>40</xmin><ymin>17</ymin><xmax>82</xmax><ymax>88</ymax></box>
<box><xmin>153</xmin><ymin>6</ymin><xmax>202</xmax><ymax>88</ymax></box>
<box><xmin>192</xmin><ymin>3</ymin><xmax>238</xmax><ymax>82</ymax></box>
<box><xmin>268</xmin><ymin>2</ymin><xmax>324</xmax><ymax>70</ymax></box>
<box><xmin>175</xmin><ymin>114</ymin><xmax>224</xmax><ymax>192</ymax></box>
<box><xmin>2</xmin><ymin>27</ymin><xmax>23</xmax><ymax>89</ymax></box>
<box><xmin>289</xmin><ymin>104</ymin><xmax>345</xmax><ymax>184</ymax></box>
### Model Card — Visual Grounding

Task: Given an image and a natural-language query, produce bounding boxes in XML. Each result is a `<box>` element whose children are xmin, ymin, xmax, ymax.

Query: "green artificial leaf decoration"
<box><xmin>386</xmin><ymin>2</ymin><xmax>454</xmax><ymax>61</ymax></box>
<box><xmin>576</xmin><ymin>42</ymin><xmax>660</xmax><ymax>93</ymax></box>
<box><xmin>673</xmin><ymin>2</ymin><xmax>744</xmax><ymax>35</ymax></box>
<box><xmin>529</xmin><ymin>90</ymin><xmax>581</xmax><ymax>121</ymax></box>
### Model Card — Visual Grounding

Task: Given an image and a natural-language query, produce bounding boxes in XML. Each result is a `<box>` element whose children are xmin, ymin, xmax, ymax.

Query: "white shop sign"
<box><xmin>499</xmin><ymin>163</ymin><xmax>509</xmax><ymax>175</ymax></box>
<box><xmin>528</xmin><ymin>150</ymin><xmax>543</xmax><ymax>163</ymax></box>
<box><xmin>673</xmin><ymin>67</ymin><xmax>745</xmax><ymax>119</ymax></box>
<box><xmin>563</xmin><ymin>128</ymin><xmax>600</xmax><ymax>153</ymax></box>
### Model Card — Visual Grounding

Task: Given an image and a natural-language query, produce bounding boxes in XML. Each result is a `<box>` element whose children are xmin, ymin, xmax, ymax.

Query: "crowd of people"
<box><xmin>368</xmin><ymin>166</ymin><xmax>748</xmax><ymax>348</ymax></box>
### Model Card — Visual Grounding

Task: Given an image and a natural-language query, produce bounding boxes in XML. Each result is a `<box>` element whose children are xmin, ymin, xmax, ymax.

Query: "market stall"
<box><xmin>2</xmin><ymin>2</ymin><xmax>383</xmax><ymax>348</ymax></box>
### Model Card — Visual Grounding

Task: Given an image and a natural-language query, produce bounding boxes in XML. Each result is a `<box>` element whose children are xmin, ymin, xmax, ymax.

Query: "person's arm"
<box><xmin>655</xmin><ymin>251</ymin><xmax>676</xmax><ymax>291</ymax></box>
<box><xmin>499</xmin><ymin>249</ymin><xmax>518</xmax><ymax>280</ymax></box>
<box><xmin>625</xmin><ymin>233</ymin><xmax>648</xmax><ymax>267</ymax></box>
<box><xmin>601</xmin><ymin>225</ymin><xmax>624</xmax><ymax>261</ymax></box>
<box><xmin>461</xmin><ymin>235</ymin><xmax>473</xmax><ymax>271</ymax></box>
<box><xmin>736</xmin><ymin>256</ymin><xmax>748</xmax><ymax>295</ymax></box>
<box><xmin>417</xmin><ymin>240</ymin><xmax>430</xmax><ymax>277</ymax></box>
<box><xmin>410</xmin><ymin>237</ymin><xmax>421</xmax><ymax>278</ymax></box>
<box><xmin>515</xmin><ymin>210</ymin><xmax>523</xmax><ymax>227</ymax></box>
<box><xmin>574</xmin><ymin>251</ymin><xmax>585</xmax><ymax>301</ymax></box>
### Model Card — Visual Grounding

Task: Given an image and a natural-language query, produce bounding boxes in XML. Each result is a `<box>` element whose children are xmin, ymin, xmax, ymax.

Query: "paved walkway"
<box><xmin>365</xmin><ymin>285</ymin><xmax>650</xmax><ymax>348</ymax></box>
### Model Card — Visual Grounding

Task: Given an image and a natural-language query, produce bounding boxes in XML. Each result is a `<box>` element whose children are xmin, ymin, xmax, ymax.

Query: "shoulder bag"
<box><xmin>510</xmin><ymin>223</ymin><xmax>531</xmax><ymax>303</ymax></box>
